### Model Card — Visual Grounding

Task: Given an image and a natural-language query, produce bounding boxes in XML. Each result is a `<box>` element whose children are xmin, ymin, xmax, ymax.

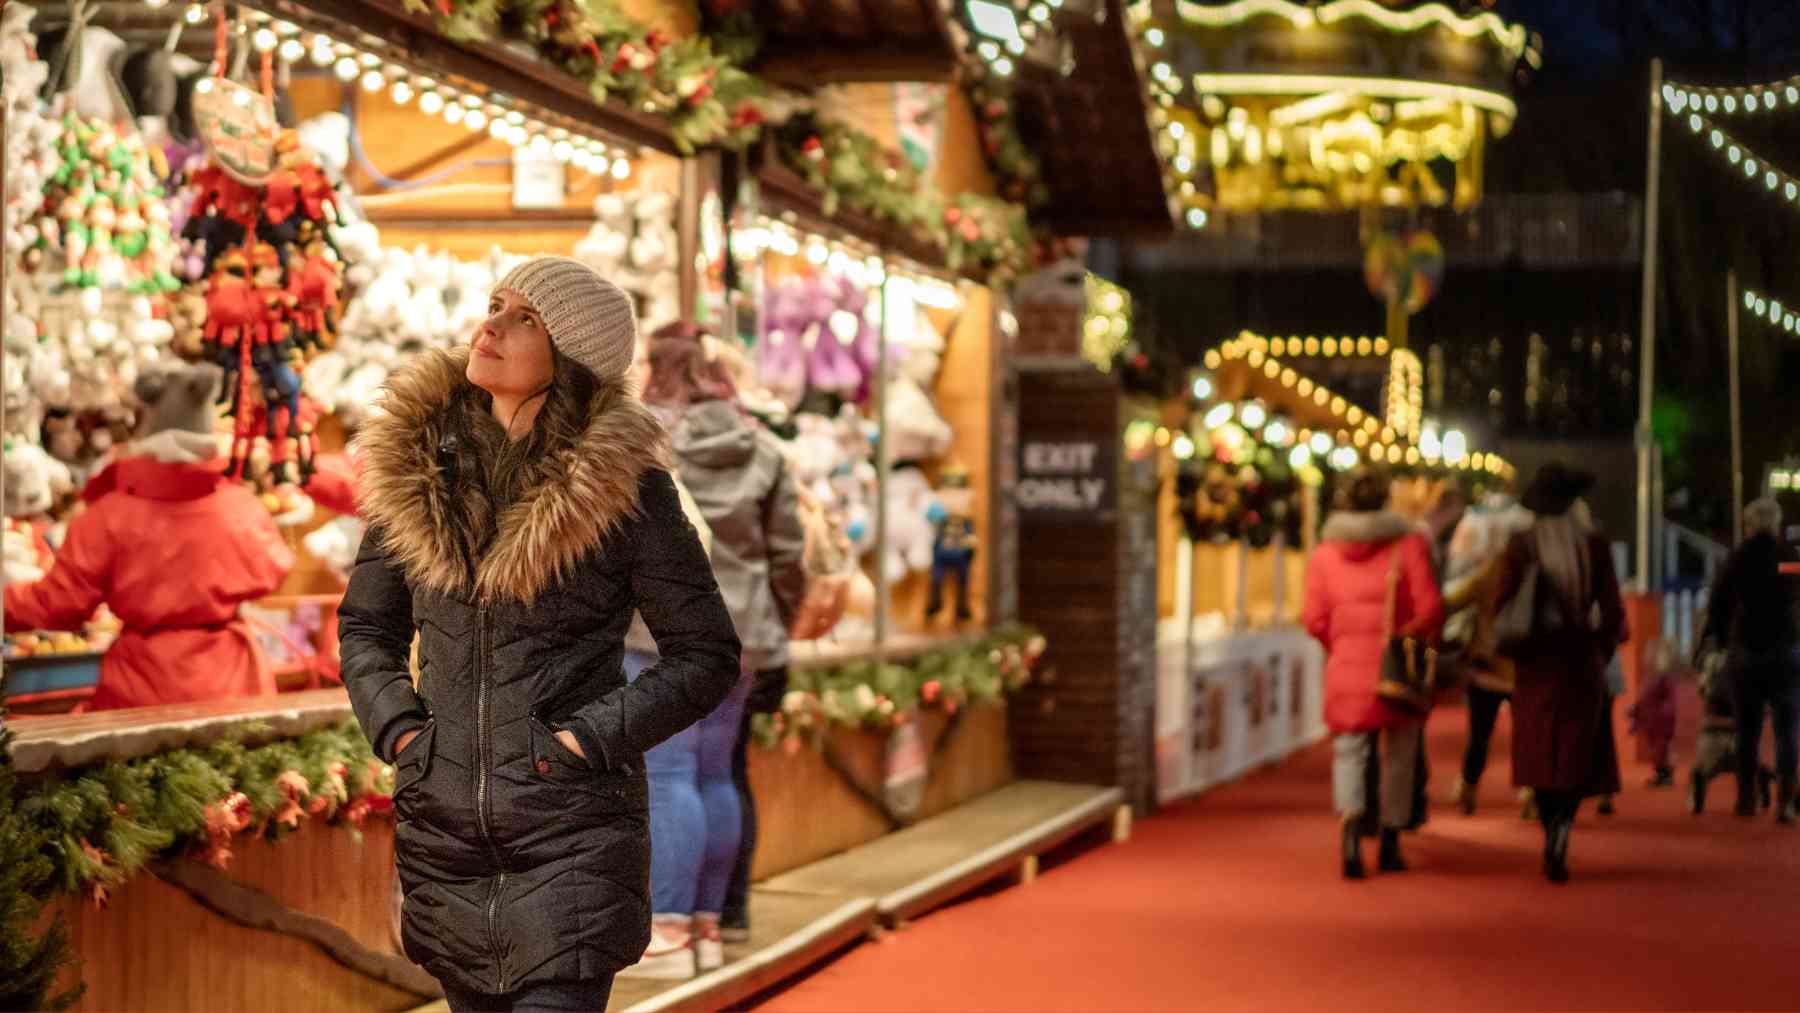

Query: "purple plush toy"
<box><xmin>758</xmin><ymin>281</ymin><xmax>809</xmax><ymax>410</ymax></box>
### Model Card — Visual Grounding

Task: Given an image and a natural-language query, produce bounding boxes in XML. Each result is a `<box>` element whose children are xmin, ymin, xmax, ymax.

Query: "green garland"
<box><xmin>0</xmin><ymin>731</ymin><xmax>83</xmax><ymax>1011</ymax></box>
<box><xmin>751</xmin><ymin>625</ymin><xmax>1046</xmax><ymax>751</ymax></box>
<box><xmin>776</xmin><ymin>115</ymin><xmax>1034</xmax><ymax>286</ymax></box>
<box><xmin>968</xmin><ymin>82</ymin><xmax>1049</xmax><ymax>211</ymax></box>
<box><xmin>9</xmin><ymin>721</ymin><xmax>394</xmax><ymax>906</ymax></box>
<box><xmin>406</xmin><ymin>0</ymin><xmax>768</xmax><ymax>151</ymax></box>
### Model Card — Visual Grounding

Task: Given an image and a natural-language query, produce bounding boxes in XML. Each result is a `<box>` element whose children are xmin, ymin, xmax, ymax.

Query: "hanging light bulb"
<box><xmin>334</xmin><ymin>56</ymin><xmax>360</xmax><ymax>82</ymax></box>
<box><xmin>1309</xmin><ymin>432</ymin><xmax>1332</xmax><ymax>456</ymax></box>
<box><xmin>464</xmin><ymin>108</ymin><xmax>487</xmax><ymax>131</ymax></box>
<box><xmin>444</xmin><ymin>102</ymin><xmax>465</xmax><ymax>125</ymax></box>
<box><xmin>184</xmin><ymin>3</ymin><xmax>207</xmax><ymax>25</ymax></box>
<box><xmin>253</xmin><ymin>27</ymin><xmax>279</xmax><ymax>52</ymax></box>
<box><xmin>279</xmin><ymin>38</ymin><xmax>306</xmax><ymax>62</ymax></box>
<box><xmin>551</xmin><ymin>139</ymin><xmax>574</xmax><ymax>161</ymax></box>
<box><xmin>993</xmin><ymin>57</ymin><xmax>1015</xmax><ymax>76</ymax></box>
<box><xmin>610</xmin><ymin>156</ymin><xmax>631</xmax><ymax>180</ymax></box>
<box><xmin>390</xmin><ymin>80</ymin><xmax>414</xmax><ymax>105</ymax></box>
<box><xmin>361</xmin><ymin>69</ymin><xmax>386</xmax><ymax>93</ymax></box>
<box><xmin>487</xmin><ymin>118</ymin><xmax>509</xmax><ymax>140</ymax></box>
<box><xmin>1239</xmin><ymin>400</ymin><xmax>1267</xmax><ymax>430</ymax></box>
<box><xmin>1203</xmin><ymin>403</ymin><xmax>1233</xmax><ymax>430</ymax></box>
<box><xmin>419</xmin><ymin>89</ymin><xmax>445</xmax><ymax>115</ymax></box>
<box><xmin>311</xmin><ymin>43</ymin><xmax>335</xmax><ymax>67</ymax></box>
<box><xmin>528</xmin><ymin>133</ymin><xmax>551</xmax><ymax>156</ymax></box>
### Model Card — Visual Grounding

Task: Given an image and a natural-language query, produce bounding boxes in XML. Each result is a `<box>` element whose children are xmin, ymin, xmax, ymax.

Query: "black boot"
<box><xmin>1377</xmin><ymin>828</ymin><xmax>1407</xmax><ymax>873</ymax></box>
<box><xmin>1649</xmin><ymin>766</ymin><xmax>1674</xmax><ymax>788</ymax></box>
<box><xmin>1691</xmin><ymin>771</ymin><xmax>1709</xmax><ymax>816</ymax></box>
<box><xmin>1342</xmin><ymin>819</ymin><xmax>1365</xmax><ymax>880</ymax></box>
<box><xmin>1543</xmin><ymin>818</ymin><xmax>1571</xmax><ymax>884</ymax></box>
<box><xmin>1760</xmin><ymin>768</ymin><xmax>1777</xmax><ymax>812</ymax></box>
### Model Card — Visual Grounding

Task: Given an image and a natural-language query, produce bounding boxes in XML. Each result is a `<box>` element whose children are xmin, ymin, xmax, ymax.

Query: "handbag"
<box><xmin>1376</xmin><ymin>546</ymin><xmax>1439</xmax><ymax>714</ymax></box>
<box><xmin>1493</xmin><ymin>553</ymin><xmax>1567</xmax><ymax>655</ymax></box>
<box><xmin>788</xmin><ymin>486</ymin><xmax>855</xmax><ymax>641</ymax></box>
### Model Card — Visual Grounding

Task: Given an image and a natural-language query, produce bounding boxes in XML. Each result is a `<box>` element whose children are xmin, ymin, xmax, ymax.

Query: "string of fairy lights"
<box><xmin>1668</xmin><ymin>108</ymin><xmax>1800</xmax><ymax>211</ymax></box>
<box><xmin>1664</xmin><ymin>78</ymin><xmax>1800</xmax><ymax>116</ymax></box>
<box><xmin>1742</xmin><ymin>287</ymin><xmax>1800</xmax><ymax>339</ymax></box>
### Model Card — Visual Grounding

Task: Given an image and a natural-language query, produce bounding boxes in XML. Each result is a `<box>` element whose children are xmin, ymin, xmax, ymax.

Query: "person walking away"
<box><xmin>1441</xmin><ymin>495</ymin><xmax>1534</xmax><ymax>814</ymax></box>
<box><xmin>1494</xmin><ymin>463</ymin><xmax>1625</xmax><ymax>883</ymax></box>
<box><xmin>1689</xmin><ymin>619</ymin><xmax>1779</xmax><ymax>814</ymax></box>
<box><xmin>339</xmin><ymin>257</ymin><xmax>742</xmax><ymax>1011</ymax></box>
<box><xmin>1302</xmin><ymin>467</ymin><xmax>1444</xmax><ymax>879</ymax></box>
<box><xmin>1698</xmin><ymin>497</ymin><xmax>1800</xmax><ymax>823</ymax></box>
<box><xmin>622</xmin><ymin>322</ymin><xmax>808</xmax><ymax>977</ymax></box>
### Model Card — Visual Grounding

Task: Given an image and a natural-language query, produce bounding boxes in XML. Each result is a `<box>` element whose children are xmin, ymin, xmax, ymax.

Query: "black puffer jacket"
<box><xmin>338</xmin><ymin>348</ymin><xmax>740</xmax><ymax>995</ymax></box>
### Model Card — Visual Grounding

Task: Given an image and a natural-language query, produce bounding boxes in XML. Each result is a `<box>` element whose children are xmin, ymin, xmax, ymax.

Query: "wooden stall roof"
<box><xmin>747</xmin><ymin>0</ymin><xmax>961</xmax><ymax>87</ymax></box>
<box><xmin>37</xmin><ymin>0</ymin><xmax>680</xmax><ymax>155</ymax></box>
<box><xmin>1016</xmin><ymin>2</ymin><xmax>1176</xmax><ymax>237</ymax></box>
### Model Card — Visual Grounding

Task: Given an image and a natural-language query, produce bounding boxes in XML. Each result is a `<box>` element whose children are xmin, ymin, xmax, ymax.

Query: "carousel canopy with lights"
<box><xmin>1128</xmin><ymin>0</ymin><xmax>1540</xmax><ymax>226</ymax></box>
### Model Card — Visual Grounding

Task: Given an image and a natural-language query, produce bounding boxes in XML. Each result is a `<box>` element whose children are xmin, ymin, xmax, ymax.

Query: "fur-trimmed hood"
<box><xmin>1319</xmin><ymin>509</ymin><xmax>1414</xmax><ymax>560</ymax></box>
<box><xmin>353</xmin><ymin>346</ymin><xmax>670</xmax><ymax>603</ymax></box>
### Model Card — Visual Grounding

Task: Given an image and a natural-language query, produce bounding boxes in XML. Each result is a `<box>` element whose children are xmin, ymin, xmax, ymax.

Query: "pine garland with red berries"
<box><xmin>8</xmin><ymin>720</ymin><xmax>394</xmax><ymax>908</ymax></box>
<box><xmin>405</xmin><ymin>0</ymin><xmax>768</xmax><ymax>151</ymax></box>
<box><xmin>751</xmin><ymin>625</ymin><xmax>1046</xmax><ymax>752</ymax></box>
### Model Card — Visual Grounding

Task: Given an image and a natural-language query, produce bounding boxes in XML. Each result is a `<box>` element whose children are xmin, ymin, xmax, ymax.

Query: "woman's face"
<box><xmin>467</xmin><ymin>289</ymin><xmax>554</xmax><ymax>399</ymax></box>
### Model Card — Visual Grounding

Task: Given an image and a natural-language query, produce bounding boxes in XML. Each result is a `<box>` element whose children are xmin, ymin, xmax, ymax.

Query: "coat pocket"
<box><xmin>528</xmin><ymin>714</ymin><xmax>592</xmax><ymax>775</ymax></box>
<box><xmin>392</xmin><ymin>721</ymin><xmax>436</xmax><ymax>803</ymax></box>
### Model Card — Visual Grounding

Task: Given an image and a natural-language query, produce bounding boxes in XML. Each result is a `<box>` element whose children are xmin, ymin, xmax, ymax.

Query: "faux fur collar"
<box><xmin>353</xmin><ymin>347</ymin><xmax>670</xmax><ymax>604</ymax></box>
<box><xmin>1319</xmin><ymin>510</ymin><xmax>1414</xmax><ymax>545</ymax></box>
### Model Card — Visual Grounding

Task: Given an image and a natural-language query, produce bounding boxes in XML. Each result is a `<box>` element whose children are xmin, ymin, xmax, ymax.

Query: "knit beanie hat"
<box><xmin>494</xmin><ymin>256</ymin><xmax>637</xmax><ymax>382</ymax></box>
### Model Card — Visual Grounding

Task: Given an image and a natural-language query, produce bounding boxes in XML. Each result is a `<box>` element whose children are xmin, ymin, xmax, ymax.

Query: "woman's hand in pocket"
<box><xmin>555</xmin><ymin>729</ymin><xmax>587</xmax><ymax>760</ymax></box>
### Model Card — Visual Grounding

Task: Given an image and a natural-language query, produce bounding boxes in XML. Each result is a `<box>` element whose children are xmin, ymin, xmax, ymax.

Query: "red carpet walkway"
<box><xmin>753</xmin><ymin>708</ymin><xmax>1800</xmax><ymax>1012</ymax></box>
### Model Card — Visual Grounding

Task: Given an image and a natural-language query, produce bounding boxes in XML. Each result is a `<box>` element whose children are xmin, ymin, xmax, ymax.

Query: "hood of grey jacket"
<box><xmin>631</xmin><ymin>399</ymin><xmax>808</xmax><ymax>671</ymax></box>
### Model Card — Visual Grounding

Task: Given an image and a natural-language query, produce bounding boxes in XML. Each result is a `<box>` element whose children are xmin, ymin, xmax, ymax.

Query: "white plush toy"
<box><xmin>3</xmin><ymin>441</ymin><xmax>74</xmax><ymax>519</ymax></box>
<box><xmin>883</xmin><ymin>466</ymin><xmax>937</xmax><ymax>577</ymax></box>
<box><xmin>303</xmin><ymin>515</ymin><xmax>368</xmax><ymax>585</ymax></box>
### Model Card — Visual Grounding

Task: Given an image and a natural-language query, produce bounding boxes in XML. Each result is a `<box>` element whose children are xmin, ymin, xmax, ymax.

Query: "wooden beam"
<box><xmin>756</xmin><ymin>45</ymin><xmax>957</xmax><ymax>86</ymax></box>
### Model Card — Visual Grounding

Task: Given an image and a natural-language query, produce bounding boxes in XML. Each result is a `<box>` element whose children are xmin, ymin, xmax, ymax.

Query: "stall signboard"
<box><xmin>1016</xmin><ymin>437</ymin><xmax>1113</xmax><ymax>519</ymax></box>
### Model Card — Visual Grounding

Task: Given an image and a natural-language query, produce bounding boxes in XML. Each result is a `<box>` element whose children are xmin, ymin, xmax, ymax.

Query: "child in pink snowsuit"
<box><xmin>1628</xmin><ymin>639</ymin><xmax>1681</xmax><ymax>787</ymax></box>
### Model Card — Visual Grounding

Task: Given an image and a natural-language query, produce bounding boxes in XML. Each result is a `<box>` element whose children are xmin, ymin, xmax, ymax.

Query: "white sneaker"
<box><xmin>619</xmin><ymin>917</ymin><xmax>695</xmax><ymax>980</ymax></box>
<box><xmin>693</xmin><ymin>913</ymin><xmax>724</xmax><ymax>973</ymax></box>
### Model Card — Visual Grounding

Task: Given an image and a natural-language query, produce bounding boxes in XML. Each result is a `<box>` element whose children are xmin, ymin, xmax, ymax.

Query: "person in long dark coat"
<box><xmin>1496</xmin><ymin>463</ymin><xmax>1626</xmax><ymax>883</ymax></box>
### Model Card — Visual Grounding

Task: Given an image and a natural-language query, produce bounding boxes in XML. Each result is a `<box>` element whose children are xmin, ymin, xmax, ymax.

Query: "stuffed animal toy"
<box><xmin>3</xmin><ymin>440</ymin><xmax>74</xmax><ymax>585</ymax></box>
<box><xmin>925</xmin><ymin>465</ymin><xmax>978</xmax><ymax>622</ymax></box>
<box><xmin>883</xmin><ymin>464</ymin><xmax>936</xmax><ymax>577</ymax></box>
<box><xmin>883</xmin><ymin>361</ymin><xmax>951</xmax><ymax>464</ymax></box>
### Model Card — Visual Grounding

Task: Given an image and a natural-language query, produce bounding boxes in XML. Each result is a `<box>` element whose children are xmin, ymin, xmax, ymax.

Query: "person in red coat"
<box><xmin>1495</xmin><ymin>462</ymin><xmax>1626</xmax><ymax>883</ymax></box>
<box><xmin>4</xmin><ymin>364</ymin><xmax>295</xmax><ymax>710</ymax></box>
<box><xmin>1302</xmin><ymin>467</ymin><xmax>1444</xmax><ymax>879</ymax></box>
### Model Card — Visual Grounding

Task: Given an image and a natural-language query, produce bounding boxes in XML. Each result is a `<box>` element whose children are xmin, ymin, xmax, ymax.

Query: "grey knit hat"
<box><xmin>493</xmin><ymin>256</ymin><xmax>637</xmax><ymax>382</ymax></box>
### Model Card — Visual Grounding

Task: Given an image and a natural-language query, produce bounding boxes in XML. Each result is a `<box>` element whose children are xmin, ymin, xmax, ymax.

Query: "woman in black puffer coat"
<box><xmin>339</xmin><ymin>256</ymin><xmax>740</xmax><ymax>1012</ymax></box>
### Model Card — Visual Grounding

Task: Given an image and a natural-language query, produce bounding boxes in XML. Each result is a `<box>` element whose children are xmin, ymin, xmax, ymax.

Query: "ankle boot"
<box><xmin>1690</xmin><ymin>772</ymin><xmax>1709</xmax><ymax>816</ymax></box>
<box><xmin>1342</xmin><ymin>819</ymin><xmax>1365</xmax><ymax>880</ymax></box>
<box><xmin>1377</xmin><ymin>828</ymin><xmax>1407</xmax><ymax>872</ymax></box>
<box><xmin>1543</xmin><ymin>819</ymin><xmax>1571</xmax><ymax>883</ymax></box>
<box><xmin>1449</xmin><ymin>777</ymin><xmax>1476</xmax><ymax>816</ymax></box>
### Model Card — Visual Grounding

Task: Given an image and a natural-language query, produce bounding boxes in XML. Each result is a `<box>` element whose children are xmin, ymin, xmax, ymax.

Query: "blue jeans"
<box><xmin>441</xmin><ymin>977</ymin><xmax>612</xmax><ymax>1012</ymax></box>
<box><xmin>624</xmin><ymin>650</ymin><xmax>752</xmax><ymax>915</ymax></box>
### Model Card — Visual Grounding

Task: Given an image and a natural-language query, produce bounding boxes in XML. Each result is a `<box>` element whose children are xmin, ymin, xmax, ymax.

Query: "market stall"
<box><xmin>0</xmin><ymin>0</ymin><xmax>1105</xmax><ymax>1007</ymax></box>
<box><xmin>1151</xmin><ymin>330</ymin><xmax>1516</xmax><ymax>804</ymax></box>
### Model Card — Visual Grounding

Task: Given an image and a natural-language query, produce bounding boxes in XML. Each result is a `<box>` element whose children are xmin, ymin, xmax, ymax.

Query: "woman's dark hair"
<box><xmin>642</xmin><ymin>321</ymin><xmax>737</xmax><ymax>410</ymax></box>
<box><xmin>1337</xmin><ymin>465</ymin><xmax>1392</xmax><ymax>513</ymax></box>
<box><xmin>445</xmin><ymin>350</ymin><xmax>601</xmax><ymax>567</ymax></box>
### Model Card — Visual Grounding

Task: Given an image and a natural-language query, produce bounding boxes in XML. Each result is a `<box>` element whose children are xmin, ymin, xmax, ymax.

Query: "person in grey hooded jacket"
<box><xmin>619</xmin><ymin>322</ymin><xmax>807</xmax><ymax>978</ymax></box>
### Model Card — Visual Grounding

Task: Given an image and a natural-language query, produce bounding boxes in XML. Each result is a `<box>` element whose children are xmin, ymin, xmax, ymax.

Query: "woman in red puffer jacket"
<box><xmin>1302</xmin><ymin>467</ymin><xmax>1443</xmax><ymax>880</ymax></box>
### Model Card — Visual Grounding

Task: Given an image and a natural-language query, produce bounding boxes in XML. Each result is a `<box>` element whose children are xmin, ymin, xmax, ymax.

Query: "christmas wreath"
<box><xmin>1175</xmin><ymin>452</ymin><xmax>1305</xmax><ymax>549</ymax></box>
<box><xmin>750</xmin><ymin>625</ymin><xmax>1046</xmax><ymax>752</ymax></box>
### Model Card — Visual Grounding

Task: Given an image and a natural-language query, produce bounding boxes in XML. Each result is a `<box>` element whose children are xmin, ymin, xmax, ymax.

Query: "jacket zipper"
<box><xmin>475</xmin><ymin>609</ymin><xmax>509</xmax><ymax>993</ymax></box>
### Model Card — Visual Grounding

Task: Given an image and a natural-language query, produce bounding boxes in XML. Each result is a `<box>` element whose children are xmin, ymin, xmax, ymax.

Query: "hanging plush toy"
<box><xmin>925</xmin><ymin>465</ymin><xmax>978</xmax><ymax>622</ymax></box>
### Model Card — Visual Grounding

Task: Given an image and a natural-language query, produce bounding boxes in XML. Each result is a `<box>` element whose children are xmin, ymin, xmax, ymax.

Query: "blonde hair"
<box><xmin>1746</xmin><ymin>497</ymin><xmax>1782</xmax><ymax>537</ymax></box>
